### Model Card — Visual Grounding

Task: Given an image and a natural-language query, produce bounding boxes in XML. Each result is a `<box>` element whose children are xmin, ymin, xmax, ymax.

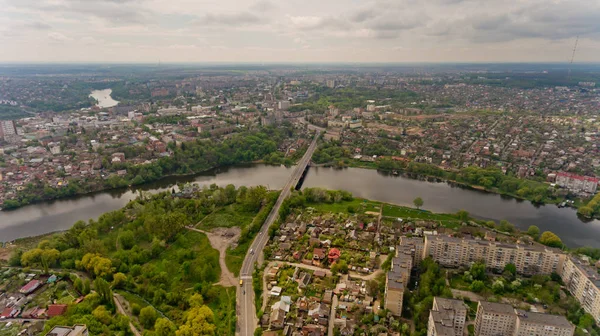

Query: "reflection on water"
<box><xmin>1</xmin><ymin>164</ymin><xmax>599</xmax><ymax>248</ymax></box>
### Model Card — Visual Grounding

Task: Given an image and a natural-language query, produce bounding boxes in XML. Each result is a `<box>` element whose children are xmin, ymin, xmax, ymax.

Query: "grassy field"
<box><xmin>308</xmin><ymin>198</ymin><xmax>381</xmax><ymax>214</ymax></box>
<box><xmin>226</xmin><ymin>239</ymin><xmax>250</xmax><ymax>277</ymax></box>
<box><xmin>225</xmin><ymin>194</ymin><xmax>278</xmax><ymax>276</ymax></box>
<box><xmin>206</xmin><ymin>285</ymin><xmax>237</xmax><ymax>336</ymax></box>
<box><xmin>199</xmin><ymin>204</ymin><xmax>257</xmax><ymax>230</ymax></box>
<box><xmin>382</xmin><ymin>204</ymin><xmax>456</xmax><ymax>220</ymax></box>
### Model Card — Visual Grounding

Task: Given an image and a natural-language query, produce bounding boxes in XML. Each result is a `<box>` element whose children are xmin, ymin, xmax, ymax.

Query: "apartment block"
<box><xmin>474</xmin><ymin>301</ymin><xmax>517</xmax><ymax>336</ymax></box>
<box><xmin>560</xmin><ymin>257</ymin><xmax>600</xmax><ymax>323</ymax></box>
<box><xmin>384</xmin><ymin>249</ymin><xmax>412</xmax><ymax>316</ymax></box>
<box><xmin>556</xmin><ymin>172</ymin><xmax>599</xmax><ymax>194</ymax></box>
<box><xmin>514</xmin><ymin>310</ymin><xmax>574</xmax><ymax>336</ymax></box>
<box><xmin>423</xmin><ymin>235</ymin><xmax>565</xmax><ymax>275</ymax></box>
<box><xmin>427</xmin><ymin>297</ymin><xmax>467</xmax><ymax>336</ymax></box>
<box><xmin>399</xmin><ymin>236</ymin><xmax>425</xmax><ymax>266</ymax></box>
<box><xmin>0</xmin><ymin>120</ymin><xmax>17</xmax><ymax>141</ymax></box>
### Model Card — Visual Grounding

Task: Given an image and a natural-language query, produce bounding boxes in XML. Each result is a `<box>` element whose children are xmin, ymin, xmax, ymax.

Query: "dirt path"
<box><xmin>113</xmin><ymin>293</ymin><xmax>142</xmax><ymax>336</ymax></box>
<box><xmin>186</xmin><ymin>226</ymin><xmax>240</xmax><ymax>287</ymax></box>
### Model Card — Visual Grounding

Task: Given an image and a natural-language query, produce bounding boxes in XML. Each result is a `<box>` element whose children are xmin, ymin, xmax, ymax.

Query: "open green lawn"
<box><xmin>383</xmin><ymin>204</ymin><xmax>455</xmax><ymax>220</ymax></box>
<box><xmin>199</xmin><ymin>204</ymin><xmax>257</xmax><ymax>230</ymax></box>
<box><xmin>226</xmin><ymin>240</ymin><xmax>249</xmax><ymax>277</ymax></box>
<box><xmin>308</xmin><ymin>198</ymin><xmax>381</xmax><ymax>215</ymax></box>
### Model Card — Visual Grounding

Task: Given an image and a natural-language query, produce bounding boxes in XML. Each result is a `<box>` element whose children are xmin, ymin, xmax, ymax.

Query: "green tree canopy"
<box><xmin>540</xmin><ymin>231</ymin><xmax>563</xmax><ymax>248</ymax></box>
<box><xmin>527</xmin><ymin>225</ymin><xmax>540</xmax><ymax>238</ymax></box>
<box><xmin>413</xmin><ymin>197</ymin><xmax>424</xmax><ymax>209</ymax></box>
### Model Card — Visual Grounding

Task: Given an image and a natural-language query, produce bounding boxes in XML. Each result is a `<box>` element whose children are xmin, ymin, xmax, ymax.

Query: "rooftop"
<box><xmin>479</xmin><ymin>301</ymin><xmax>515</xmax><ymax>315</ymax></box>
<box><xmin>515</xmin><ymin>310</ymin><xmax>573</xmax><ymax>329</ymax></box>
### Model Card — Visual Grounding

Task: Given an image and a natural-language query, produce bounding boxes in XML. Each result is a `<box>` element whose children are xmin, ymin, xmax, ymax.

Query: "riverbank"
<box><xmin>322</xmin><ymin>157</ymin><xmax>580</xmax><ymax>210</ymax></box>
<box><xmin>2</xmin><ymin>164</ymin><xmax>599</xmax><ymax>247</ymax></box>
<box><xmin>3</xmin><ymin>129</ymin><xmax>303</xmax><ymax>211</ymax></box>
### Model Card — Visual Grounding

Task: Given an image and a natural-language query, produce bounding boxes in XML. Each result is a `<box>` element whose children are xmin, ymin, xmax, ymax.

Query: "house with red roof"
<box><xmin>47</xmin><ymin>304</ymin><xmax>68</xmax><ymax>317</ymax></box>
<box><xmin>328</xmin><ymin>248</ymin><xmax>341</xmax><ymax>264</ymax></box>
<box><xmin>19</xmin><ymin>279</ymin><xmax>41</xmax><ymax>294</ymax></box>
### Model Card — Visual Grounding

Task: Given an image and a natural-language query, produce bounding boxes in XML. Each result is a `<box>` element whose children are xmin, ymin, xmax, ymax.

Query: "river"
<box><xmin>1</xmin><ymin>165</ymin><xmax>599</xmax><ymax>248</ymax></box>
<box><xmin>90</xmin><ymin>89</ymin><xmax>119</xmax><ymax>108</ymax></box>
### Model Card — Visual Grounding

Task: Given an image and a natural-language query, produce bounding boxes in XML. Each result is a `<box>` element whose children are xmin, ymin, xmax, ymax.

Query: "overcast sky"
<box><xmin>1</xmin><ymin>0</ymin><xmax>599</xmax><ymax>63</ymax></box>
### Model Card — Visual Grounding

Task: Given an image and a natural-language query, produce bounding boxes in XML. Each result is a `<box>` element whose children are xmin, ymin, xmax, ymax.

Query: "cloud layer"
<box><xmin>1</xmin><ymin>0</ymin><xmax>599</xmax><ymax>62</ymax></box>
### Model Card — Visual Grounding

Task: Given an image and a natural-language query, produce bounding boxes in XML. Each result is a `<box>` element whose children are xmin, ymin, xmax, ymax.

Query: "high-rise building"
<box><xmin>0</xmin><ymin>120</ymin><xmax>17</xmax><ymax>141</ymax></box>
<box><xmin>278</xmin><ymin>100</ymin><xmax>290</xmax><ymax>110</ymax></box>
<box><xmin>427</xmin><ymin>297</ymin><xmax>467</xmax><ymax>336</ymax></box>
<box><xmin>513</xmin><ymin>310</ymin><xmax>574</xmax><ymax>336</ymax></box>
<box><xmin>560</xmin><ymin>256</ymin><xmax>600</xmax><ymax>323</ymax></box>
<box><xmin>326</xmin><ymin>79</ymin><xmax>336</xmax><ymax>88</ymax></box>
<box><xmin>474</xmin><ymin>301</ymin><xmax>517</xmax><ymax>336</ymax></box>
<box><xmin>423</xmin><ymin>234</ymin><xmax>565</xmax><ymax>276</ymax></box>
<box><xmin>384</xmin><ymin>249</ymin><xmax>412</xmax><ymax>316</ymax></box>
<box><xmin>555</xmin><ymin>172</ymin><xmax>598</xmax><ymax>194</ymax></box>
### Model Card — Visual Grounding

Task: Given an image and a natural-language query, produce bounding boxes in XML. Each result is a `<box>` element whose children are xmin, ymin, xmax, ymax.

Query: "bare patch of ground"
<box><xmin>186</xmin><ymin>226</ymin><xmax>240</xmax><ymax>287</ymax></box>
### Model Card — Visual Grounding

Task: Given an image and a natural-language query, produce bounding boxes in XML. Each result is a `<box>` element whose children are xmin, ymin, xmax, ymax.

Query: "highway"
<box><xmin>237</xmin><ymin>130</ymin><xmax>320</xmax><ymax>336</ymax></box>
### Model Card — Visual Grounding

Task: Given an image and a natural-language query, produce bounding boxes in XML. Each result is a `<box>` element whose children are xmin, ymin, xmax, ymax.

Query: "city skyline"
<box><xmin>1</xmin><ymin>0</ymin><xmax>600</xmax><ymax>63</ymax></box>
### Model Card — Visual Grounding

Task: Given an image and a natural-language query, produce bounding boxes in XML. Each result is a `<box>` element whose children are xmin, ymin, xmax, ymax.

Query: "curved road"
<box><xmin>237</xmin><ymin>131</ymin><xmax>320</xmax><ymax>336</ymax></box>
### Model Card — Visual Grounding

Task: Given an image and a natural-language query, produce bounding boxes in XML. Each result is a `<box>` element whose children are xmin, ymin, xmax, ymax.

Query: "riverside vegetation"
<box><xmin>6</xmin><ymin>184</ymin><xmax>274</xmax><ymax>335</ymax></box>
<box><xmin>3</xmin><ymin>126</ymin><xmax>298</xmax><ymax>210</ymax></box>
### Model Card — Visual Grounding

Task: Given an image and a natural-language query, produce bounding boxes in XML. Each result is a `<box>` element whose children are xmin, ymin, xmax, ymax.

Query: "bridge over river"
<box><xmin>237</xmin><ymin>130</ymin><xmax>320</xmax><ymax>336</ymax></box>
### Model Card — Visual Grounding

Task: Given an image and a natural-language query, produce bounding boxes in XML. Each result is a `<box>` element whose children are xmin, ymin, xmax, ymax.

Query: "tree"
<box><xmin>456</xmin><ymin>210</ymin><xmax>469</xmax><ymax>221</ymax></box>
<box><xmin>527</xmin><ymin>225</ymin><xmax>540</xmax><ymax>238</ymax></box>
<box><xmin>92</xmin><ymin>305</ymin><xmax>113</xmax><ymax>325</ymax></box>
<box><xmin>112</xmin><ymin>272</ymin><xmax>127</xmax><ymax>289</ymax></box>
<box><xmin>78</xmin><ymin>253</ymin><xmax>114</xmax><ymax>278</ymax></box>
<box><xmin>131</xmin><ymin>303</ymin><xmax>141</xmax><ymax>316</ymax></box>
<box><xmin>578</xmin><ymin>313</ymin><xmax>595</xmax><ymax>330</ymax></box>
<box><xmin>498</xmin><ymin>220</ymin><xmax>515</xmax><ymax>233</ymax></box>
<box><xmin>140</xmin><ymin>306</ymin><xmax>159</xmax><ymax>329</ymax></box>
<box><xmin>331</xmin><ymin>260</ymin><xmax>348</xmax><ymax>275</ymax></box>
<box><xmin>504</xmin><ymin>263</ymin><xmax>517</xmax><ymax>276</ymax></box>
<box><xmin>470</xmin><ymin>280</ymin><xmax>485</xmax><ymax>293</ymax></box>
<box><xmin>21</xmin><ymin>248</ymin><xmax>60</xmax><ymax>274</ymax></box>
<box><xmin>93</xmin><ymin>278</ymin><xmax>113</xmax><ymax>307</ymax></box>
<box><xmin>366</xmin><ymin>280</ymin><xmax>379</xmax><ymax>297</ymax></box>
<box><xmin>155</xmin><ymin>318</ymin><xmax>176</xmax><ymax>336</ymax></box>
<box><xmin>413</xmin><ymin>197</ymin><xmax>424</xmax><ymax>210</ymax></box>
<box><xmin>540</xmin><ymin>231</ymin><xmax>563</xmax><ymax>248</ymax></box>
<box><xmin>578</xmin><ymin>206</ymin><xmax>594</xmax><ymax>218</ymax></box>
<box><xmin>176</xmin><ymin>305</ymin><xmax>216</xmax><ymax>336</ymax></box>
<box><xmin>118</xmin><ymin>230</ymin><xmax>135</xmax><ymax>250</ymax></box>
<box><xmin>492</xmin><ymin>279</ymin><xmax>505</xmax><ymax>294</ymax></box>
<box><xmin>470</xmin><ymin>262</ymin><xmax>486</xmax><ymax>281</ymax></box>
<box><xmin>189</xmin><ymin>293</ymin><xmax>204</xmax><ymax>308</ymax></box>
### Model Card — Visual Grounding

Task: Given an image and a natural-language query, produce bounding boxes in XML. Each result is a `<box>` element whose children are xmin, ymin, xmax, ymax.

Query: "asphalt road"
<box><xmin>236</xmin><ymin>131</ymin><xmax>320</xmax><ymax>336</ymax></box>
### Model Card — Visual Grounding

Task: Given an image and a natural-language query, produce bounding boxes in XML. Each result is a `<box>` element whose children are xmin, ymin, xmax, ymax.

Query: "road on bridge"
<box><xmin>237</xmin><ymin>130</ymin><xmax>320</xmax><ymax>336</ymax></box>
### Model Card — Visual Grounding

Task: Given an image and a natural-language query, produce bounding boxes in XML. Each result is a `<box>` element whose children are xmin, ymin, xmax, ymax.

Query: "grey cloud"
<box><xmin>350</xmin><ymin>9</ymin><xmax>376</xmax><ymax>23</ymax></box>
<box><xmin>9</xmin><ymin>0</ymin><xmax>148</xmax><ymax>25</ymax></box>
<box><xmin>196</xmin><ymin>12</ymin><xmax>263</xmax><ymax>26</ymax></box>
<box><xmin>429</xmin><ymin>1</ymin><xmax>600</xmax><ymax>43</ymax></box>
<box><xmin>250</xmin><ymin>0</ymin><xmax>276</xmax><ymax>12</ymax></box>
<box><xmin>23</xmin><ymin>22</ymin><xmax>53</xmax><ymax>30</ymax></box>
<box><xmin>370</xmin><ymin>20</ymin><xmax>421</xmax><ymax>31</ymax></box>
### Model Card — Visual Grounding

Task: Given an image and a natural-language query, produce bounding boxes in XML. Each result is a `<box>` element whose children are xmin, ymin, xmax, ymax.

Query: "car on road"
<box><xmin>239</xmin><ymin>279</ymin><xmax>243</xmax><ymax>286</ymax></box>
<box><xmin>250</xmin><ymin>249</ymin><xmax>254</xmax><ymax>254</ymax></box>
